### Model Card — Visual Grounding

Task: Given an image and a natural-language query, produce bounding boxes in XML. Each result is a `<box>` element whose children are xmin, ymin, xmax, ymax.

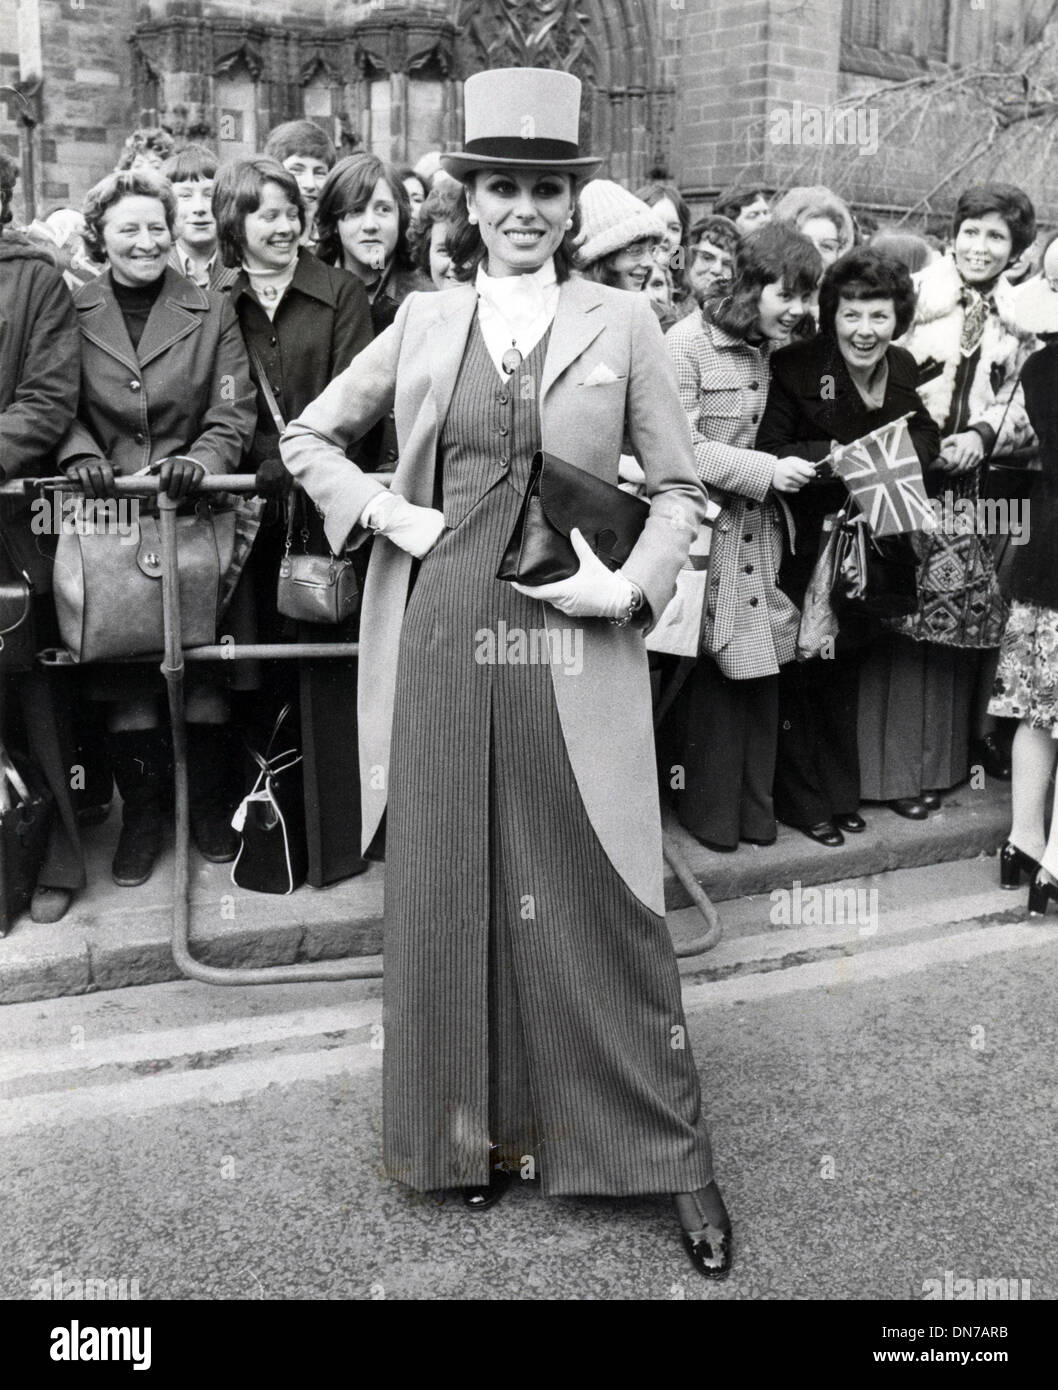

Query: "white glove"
<box><xmin>360</xmin><ymin>490</ymin><xmax>445</xmax><ymax>559</ymax></box>
<box><xmin>513</xmin><ymin>527</ymin><xmax>638</xmax><ymax>620</ymax></box>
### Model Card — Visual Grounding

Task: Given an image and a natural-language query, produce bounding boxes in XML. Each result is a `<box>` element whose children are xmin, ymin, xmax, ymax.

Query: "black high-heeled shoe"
<box><xmin>674</xmin><ymin>1183</ymin><xmax>733</xmax><ymax>1280</ymax></box>
<box><xmin>1027</xmin><ymin>872</ymin><xmax>1058</xmax><ymax>916</ymax></box>
<box><xmin>1000</xmin><ymin>841</ymin><xmax>1040</xmax><ymax>891</ymax></box>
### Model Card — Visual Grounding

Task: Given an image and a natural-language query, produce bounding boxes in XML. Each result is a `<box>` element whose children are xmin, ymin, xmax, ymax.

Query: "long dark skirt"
<box><xmin>858</xmin><ymin>634</ymin><xmax>978</xmax><ymax>800</ymax></box>
<box><xmin>381</xmin><ymin>483</ymin><xmax>714</xmax><ymax>1198</ymax></box>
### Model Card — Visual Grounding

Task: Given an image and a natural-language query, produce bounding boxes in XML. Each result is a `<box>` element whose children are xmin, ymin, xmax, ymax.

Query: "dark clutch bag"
<box><xmin>496</xmin><ymin>450</ymin><xmax>650</xmax><ymax>586</ymax></box>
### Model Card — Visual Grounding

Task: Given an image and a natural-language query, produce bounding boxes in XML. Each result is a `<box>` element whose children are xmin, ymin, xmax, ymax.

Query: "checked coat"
<box><xmin>665</xmin><ymin>308</ymin><xmax>799</xmax><ymax>680</ymax></box>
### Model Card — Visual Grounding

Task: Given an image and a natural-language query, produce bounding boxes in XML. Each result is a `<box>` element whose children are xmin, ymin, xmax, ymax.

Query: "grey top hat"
<box><xmin>440</xmin><ymin>68</ymin><xmax>602</xmax><ymax>181</ymax></box>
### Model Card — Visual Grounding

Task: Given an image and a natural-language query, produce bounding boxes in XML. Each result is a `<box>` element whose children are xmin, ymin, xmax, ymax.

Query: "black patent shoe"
<box><xmin>803</xmin><ymin>820</ymin><xmax>845</xmax><ymax>847</ymax></box>
<box><xmin>462</xmin><ymin>1148</ymin><xmax>512</xmax><ymax>1212</ymax></box>
<box><xmin>675</xmin><ymin>1185</ymin><xmax>733</xmax><ymax>1280</ymax></box>
<box><xmin>681</xmin><ymin>1223</ymin><xmax>733</xmax><ymax>1280</ymax></box>
<box><xmin>921</xmin><ymin>790</ymin><xmax>943</xmax><ymax>811</ymax></box>
<box><xmin>1027</xmin><ymin>872</ymin><xmax>1058</xmax><ymax>917</ymax></box>
<box><xmin>890</xmin><ymin>797</ymin><xmax>928</xmax><ymax>820</ymax></box>
<box><xmin>972</xmin><ymin>735</ymin><xmax>1012</xmax><ymax>781</ymax></box>
<box><xmin>1000</xmin><ymin>841</ymin><xmax>1039</xmax><ymax>890</ymax></box>
<box><xmin>833</xmin><ymin>812</ymin><xmax>866</xmax><ymax>833</ymax></box>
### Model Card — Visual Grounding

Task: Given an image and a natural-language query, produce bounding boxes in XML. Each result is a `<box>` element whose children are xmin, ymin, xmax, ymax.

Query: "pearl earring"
<box><xmin>565</xmin><ymin>217</ymin><xmax>573</xmax><ymax>229</ymax></box>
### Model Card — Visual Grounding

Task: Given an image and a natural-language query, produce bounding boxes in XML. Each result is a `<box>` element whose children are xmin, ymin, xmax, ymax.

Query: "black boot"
<box><xmin>107</xmin><ymin>729</ymin><xmax>168</xmax><ymax>887</ymax></box>
<box><xmin>188</xmin><ymin>723</ymin><xmax>240</xmax><ymax>863</ymax></box>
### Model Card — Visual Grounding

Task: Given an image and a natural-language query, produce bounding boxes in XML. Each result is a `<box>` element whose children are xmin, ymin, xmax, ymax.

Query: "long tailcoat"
<box><xmin>281</xmin><ymin>275</ymin><xmax>708</xmax><ymax>914</ymax></box>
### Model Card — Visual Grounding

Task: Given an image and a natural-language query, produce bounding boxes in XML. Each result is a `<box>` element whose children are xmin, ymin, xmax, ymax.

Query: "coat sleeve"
<box><xmin>280</xmin><ymin>293</ymin><xmax>409</xmax><ymax>555</ymax></box>
<box><xmin>755</xmin><ymin>359</ymin><xmax>830</xmax><ymax>463</ymax></box>
<box><xmin>619</xmin><ymin>292</ymin><xmax>709</xmax><ymax>624</ymax></box>
<box><xmin>666</xmin><ymin>320</ymin><xmax>777</xmax><ymax>500</ymax></box>
<box><xmin>181</xmin><ymin>297</ymin><xmax>258</xmax><ymax>475</ymax></box>
<box><xmin>0</xmin><ymin>263</ymin><xmax>81</xmax><ymax>481</ymax></box>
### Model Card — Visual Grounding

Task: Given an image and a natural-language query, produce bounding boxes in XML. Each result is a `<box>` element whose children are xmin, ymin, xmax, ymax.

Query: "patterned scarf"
<box><xmin>958</xmin><ymin>281</ymin><xmax>994</xmax><ymax>358</ymax></box>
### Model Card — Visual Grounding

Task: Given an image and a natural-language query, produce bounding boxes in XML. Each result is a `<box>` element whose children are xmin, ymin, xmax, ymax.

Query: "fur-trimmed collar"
<box><xmin>913</xmin><ymin>253</ymin><xmax>1030</xmax><ymax>338</ymax></box>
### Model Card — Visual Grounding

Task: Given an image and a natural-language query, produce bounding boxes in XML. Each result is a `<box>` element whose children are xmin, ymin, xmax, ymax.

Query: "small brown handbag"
<box><xmin>276</xmin><ymin>487</ymin><xmax>360</xmax><ymax>626</ymax></box>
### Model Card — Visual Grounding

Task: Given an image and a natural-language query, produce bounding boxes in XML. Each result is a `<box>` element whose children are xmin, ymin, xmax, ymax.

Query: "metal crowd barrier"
<box><xmin>2</xmin><ymin>472</ymin><xmax>721</xmax><ymax>982</ymax></box>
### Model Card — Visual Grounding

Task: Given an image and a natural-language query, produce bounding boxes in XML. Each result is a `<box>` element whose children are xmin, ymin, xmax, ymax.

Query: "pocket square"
<box><xmin>582</xmin><ymin>363</ymin><xmax>622</xmax><ymax>387</ymax></box>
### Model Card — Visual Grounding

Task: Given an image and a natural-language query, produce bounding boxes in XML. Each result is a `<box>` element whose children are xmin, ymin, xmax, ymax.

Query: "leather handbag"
<box><xmin>276</xmin><ymin>487</ymin><xmax>359</xmax><ymax>626</ymax></box>
<box><xmin>830</xmin><ymin>510</ymin><xmax>918</xmax><ymax>620</ymax></box>
<box><xmin>496</xmin><ymin>450</ymin><xmax>650</xmax><ymax>586</ymax></box>
<box><xmin>0</xmin><ymin>527</ymin><xmax>35</xmax><ymax>674</ymax></box>
<box><xmin>230</xmin><ymin>704</ymin><xmax>307</xmax><ymax>895</ymax></box>
<box><xmin>53</xmin><ymin>500</ymin><xmax>237</xmax><ymax>663</ymax></box>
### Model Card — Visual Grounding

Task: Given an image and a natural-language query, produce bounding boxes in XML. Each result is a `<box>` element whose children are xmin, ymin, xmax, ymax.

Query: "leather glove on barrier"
<box><xmin>157</xmin><ymin>455</ymin><xmax>206</xmax><ymax>501</ymax></box>
<box><xmin>64</xmin><ymin>459</ymin><xmax>116</xmax><ymax>500</ymax></box>
<box><xmin>513</xmin><ymin>527</ymin><xmax>636</xmax><ymax>620</ymax></box>
<box><xmin>254</xmin><ymin>454</ymin><xmax>294</xmax><ymax>499</ymax></box>
<box><xmin>360</xmin><ymin>490</ymin><xmax>446</xmax><ymax>559</ymax></box>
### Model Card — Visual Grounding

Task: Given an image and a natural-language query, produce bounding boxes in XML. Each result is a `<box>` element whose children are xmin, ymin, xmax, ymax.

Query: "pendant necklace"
<box><xmin>502</xmin><ymin>341</ymin><xmax>523</xmax><ymax>375</ymax></box>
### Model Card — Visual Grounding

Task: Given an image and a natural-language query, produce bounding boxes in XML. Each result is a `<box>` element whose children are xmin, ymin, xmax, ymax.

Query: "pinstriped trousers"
<box><xmin>381</xmin><ymin>339</ymin><xmax>714</xmax><ymax>1197</ymax></box>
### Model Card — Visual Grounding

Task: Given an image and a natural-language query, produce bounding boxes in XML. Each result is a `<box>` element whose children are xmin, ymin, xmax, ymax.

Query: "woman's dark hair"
<box><xmin>706</xmin><ymin>221</ymin><xmax>822</xmax><ymax>341</ymax></box>
<box><xmin>0</xmin><ymin>151</ymin><xmax>18</xmax><ymax>227</ymax></box>
<box><xmin>818</xmin><ymin>247</ymin><xmax>917</xmax><ymax>340</ymax></box>
<box><xmin>212</xmin><ymin>158</ymin><xmax>304</xmax><ymax>268</ymax></box>
<box><xmin>444</xmin><ymin>170</ymin><xmax>583</xmax><ymax>283</ymax></box>
<box><xmin>634</xmin><ymin>182</ymin><xmax>691</xmax><ymax>245</ymax></box>
<box><xmin>407</xmin><ymin>180</ymin><xmax>465</xmax><ymax>277</ymax></box>
<box><xmin>868</xmin><ymin>230</ymin><xmax>932</xmax><ymax>275</ymax></box>
<box><xmin>315</xmin><ymin>154</ymin><xmax>415</xmax><ymax>274</ymax></box>
<box><xmin>397</xmin><ymin>165</ymin><xmax>427</xmax><ymax>200</ymax></box>
<box><xmin>81</xmin><ymin>169</ymin><xmax>176</xmax><ymax>262</ymax></box>
<box><xmin>713</xmin><ymin>185</ymin><xmax>769</xmax><ymax>222</ymax></box>
<box><xmin>952</xmin><ymin>183</ymin><xmax>1036</xmax><ymax>264</ymax></box>
<box><xmin>162</xmin><ymin>143</ymin><xmax>218</xmax><ymax>184</ymax></box>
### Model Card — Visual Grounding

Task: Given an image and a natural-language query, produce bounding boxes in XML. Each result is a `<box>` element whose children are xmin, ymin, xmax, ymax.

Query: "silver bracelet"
<box><xmin>610</xmin><ymin>581</ymin><xmax>645</xmax><ymax>628</ymax></box>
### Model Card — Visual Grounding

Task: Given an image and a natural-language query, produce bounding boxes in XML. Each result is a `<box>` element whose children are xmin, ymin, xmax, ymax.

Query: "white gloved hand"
<box><xmin>360</xmin><ymin>490</ymin><xmax>446</xmax><ymax>558</ymax></box>
<box><xmin>512</xmin><ymin>527</ymin><xmax>638</xmax><ymax>620</ymax></box>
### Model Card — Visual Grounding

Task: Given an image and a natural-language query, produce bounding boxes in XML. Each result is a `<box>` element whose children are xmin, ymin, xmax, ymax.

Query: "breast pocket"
<box><xmin>697</xmin><ymin>380</ymin><xmax>743</xmax><ymax>423</ymax></box>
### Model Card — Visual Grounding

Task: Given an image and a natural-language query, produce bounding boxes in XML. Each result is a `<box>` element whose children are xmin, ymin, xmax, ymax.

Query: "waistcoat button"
<box><xmin>130</xmin><ymin>380</ymin><xmax>141</xmax><ymax>391</ymax></box>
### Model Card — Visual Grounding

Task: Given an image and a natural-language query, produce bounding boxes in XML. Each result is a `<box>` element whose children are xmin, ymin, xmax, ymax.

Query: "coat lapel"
<box><xmin>76</xmin><ymin>272</ymin><xmax>139</xmax><ymax>375</ymax></box>
<box><xmin>135</xmin><ymin>268</ymin><xmax>209</xmax><ymax>369</ymax></box>
<box><xmin>427</xmin><ymin>286</ymin><xmax>477</xmax><ymax>435</ymax></box>
<box><xmin>540</xmin><ymin>276</ymin><xmax>607</xmax><ymax>403</ymax></box>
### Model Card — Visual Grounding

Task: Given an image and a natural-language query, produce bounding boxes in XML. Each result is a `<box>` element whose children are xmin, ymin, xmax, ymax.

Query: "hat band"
<box><xmin>463</xmin><ymin>136</ymin><xmax>583</xmax><ymax>162</ymax></box>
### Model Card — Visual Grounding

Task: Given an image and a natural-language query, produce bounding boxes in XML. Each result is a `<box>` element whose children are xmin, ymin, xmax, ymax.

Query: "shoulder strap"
<box><xmin>246</xmin><ymin>343</ymin><xmax>287</xmax><ymax>435</ymax></box>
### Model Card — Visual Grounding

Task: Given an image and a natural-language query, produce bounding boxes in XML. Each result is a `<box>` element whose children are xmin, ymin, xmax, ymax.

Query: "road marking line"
<box><xmin>0</xmin><ymin>1000</ymin><xmax>382</xmax><ymax>1085</ymax></box>
<box><xmin>0</xmin><ymin>1040</ymin><xmax>383</xmax><ymax>1136</ymax></box>
<box><xmin>682</xmin><ymin>920</ymin><xmax>1057</xmax><ymax>1010</ymax></box>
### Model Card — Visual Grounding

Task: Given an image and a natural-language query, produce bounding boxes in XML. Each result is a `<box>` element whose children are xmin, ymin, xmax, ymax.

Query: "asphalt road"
<box><xmin>1</xmin><ymin>857</ymin><xmax>1055</xmax><ymax>1302</ymax></box>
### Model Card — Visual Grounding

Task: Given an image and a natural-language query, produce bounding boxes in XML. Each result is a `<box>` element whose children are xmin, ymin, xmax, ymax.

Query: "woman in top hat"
<box><xmin>281</xmin><ymin>67</ymin><xmax>731</xmax><ymax>1278</ymax></box>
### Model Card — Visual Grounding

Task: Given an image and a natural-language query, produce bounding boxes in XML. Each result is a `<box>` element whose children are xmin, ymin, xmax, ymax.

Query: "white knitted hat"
<box><xmin>574</xmin><ymin>180</ymin><xmax>667</xmax><ymax>267</ymax></box>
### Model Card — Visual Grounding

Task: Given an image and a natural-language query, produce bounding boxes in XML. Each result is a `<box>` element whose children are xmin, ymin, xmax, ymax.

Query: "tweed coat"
<box><xmin>901</xmin><ymin>254</ymin><xmax>1037</xmax><ymax>453</ymax></box>
<box><xmin>280</xmin><ymin>275</ymin><xmax>708</xmax><ymax>914</ymax></box>
<box><xmin>56</xmin><ymin>266</ymin><xmax>257</xmax><ymax>478</ymax></box>
<box><xmin>665</xmin><ymin>307</ymin><xmax>799</xmax><ymax>680</ymax></box>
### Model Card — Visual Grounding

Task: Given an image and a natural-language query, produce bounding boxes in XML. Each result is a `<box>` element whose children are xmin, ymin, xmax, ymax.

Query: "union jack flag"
<box><xmin>830</xmin><ymin>414</ymin><xmax>935</xmax><ymax>537</ymax></box>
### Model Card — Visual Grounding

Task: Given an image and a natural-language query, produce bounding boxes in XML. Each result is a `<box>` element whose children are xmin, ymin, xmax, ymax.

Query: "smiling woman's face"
<box><xmin>466</xmin><ymin>168</ymin><xmax>573</xmax><ymax>278</ymax></box>
<box><xmin>101</xmin><ymin>195</ymin><xmax>171</xmax><ymax>286</ymax></box>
